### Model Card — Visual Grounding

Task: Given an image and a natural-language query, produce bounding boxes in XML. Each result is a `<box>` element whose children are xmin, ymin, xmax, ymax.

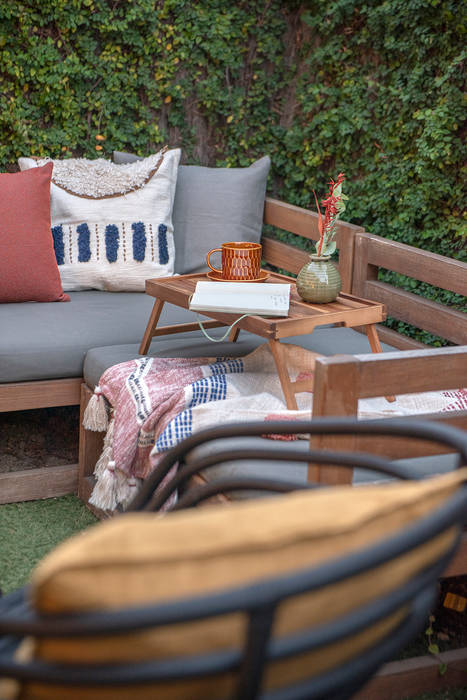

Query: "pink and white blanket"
<box><xmin>83</xmin><ymin>343</ymin><xmax>467</xmax><ymax>511</ymax></box>
<box><xmin>83</xmin><ymin>344</ymin><xmax>318</xmax><ymax>511</ymax></box>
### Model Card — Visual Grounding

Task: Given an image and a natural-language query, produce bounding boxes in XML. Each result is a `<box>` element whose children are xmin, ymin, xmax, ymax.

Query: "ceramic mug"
<box><xmin>206</xmin><ymin>242</ymin><xmax>262</xmax><ymax>280</ymax></box>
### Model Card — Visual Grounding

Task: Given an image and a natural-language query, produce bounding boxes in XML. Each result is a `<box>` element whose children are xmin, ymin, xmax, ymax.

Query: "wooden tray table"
<box><xmin>139</xmin><ymin>272</ymin><xmax>388</xmax><ymax>409</ymax></box>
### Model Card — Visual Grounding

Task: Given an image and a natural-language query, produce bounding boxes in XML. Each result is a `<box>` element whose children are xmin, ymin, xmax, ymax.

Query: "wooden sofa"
<box><xmin>0</xmin><ymin>196</ymin><xmax>362</xmax><ymax>505</ymax></box>
<box><xmin>2</xmin><ymin>198</ymin><xmax>466</xmax><ymax>508</ymax></box>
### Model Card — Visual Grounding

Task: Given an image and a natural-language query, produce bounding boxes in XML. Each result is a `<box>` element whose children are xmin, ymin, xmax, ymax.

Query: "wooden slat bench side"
<box><xmin>352</xmin><ymin>232</ymin><xmax>467</xmax><ymax>348</ymax></box>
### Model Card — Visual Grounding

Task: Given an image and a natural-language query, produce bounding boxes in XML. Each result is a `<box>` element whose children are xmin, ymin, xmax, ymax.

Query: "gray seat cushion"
<box><xmin>0</xmin><ymin>292</ymin><xmax>201</xmax><ymax>383</ymax></box>
<box><xmin>83</xmin><ymin>337</ymin><xmax>264</xmax><ymax>389</ymax></box>
<box><xmin>83</xmin><ymin>325</ymin><xmax>398</xmax><ymax>389</ymax></box>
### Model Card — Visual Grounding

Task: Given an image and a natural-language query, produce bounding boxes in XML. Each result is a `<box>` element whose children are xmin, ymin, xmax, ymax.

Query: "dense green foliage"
<box><xmin>1</xmin><ymin>0</ymin><xmax>465</xmax><ymax>341</ymax></box>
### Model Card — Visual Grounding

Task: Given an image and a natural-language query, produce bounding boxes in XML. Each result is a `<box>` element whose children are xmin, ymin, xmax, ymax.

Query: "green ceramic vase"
<box><xmin>296</xmin><ymin>255</ymin><xmax>342</xmax><ymax>303</ymax></box>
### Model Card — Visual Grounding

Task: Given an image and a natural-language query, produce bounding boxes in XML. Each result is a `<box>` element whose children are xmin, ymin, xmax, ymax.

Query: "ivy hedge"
<box><xmin>0</xmin><ymin>0</ymin><xmax>465</xmax><ymax>342</ymax></box>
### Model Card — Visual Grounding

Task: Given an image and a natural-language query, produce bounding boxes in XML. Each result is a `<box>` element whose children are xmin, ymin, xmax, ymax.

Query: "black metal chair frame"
<box><xmin>128</xmin><ymin>416</ymin><xmax>467</xmax><ymax>512</ymax></box>
<box><xmin>0</xmin><ymin>418</ymin><xmax>466</xmax><ymax>700</ymax></box>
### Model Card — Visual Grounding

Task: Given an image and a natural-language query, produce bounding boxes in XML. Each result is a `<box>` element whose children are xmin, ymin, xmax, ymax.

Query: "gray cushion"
<box><xmin>83</xmin><ymin>325</ymin><xmax>398</xmax><ymax>389</ymax></box>
<box><xmin>0</xmin><ymin>292</ymin><xmax>201</xmax><ymax>383</ymax></box>
<box><xmin>113</xmin><ymin>152</ymin><xmax>270</xmax><ymax>275</ymax></box>
<box><xmin>83</xmin><ymin>337</ymin><xmax>263</xmax><ymax>390</ymax></box>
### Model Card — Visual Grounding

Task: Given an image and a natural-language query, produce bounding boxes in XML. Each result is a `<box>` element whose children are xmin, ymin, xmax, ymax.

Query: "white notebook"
<box><xmin>189</xmin><ymin>281</ymin><xmax>291</xmax><ymax>316</ymax></box>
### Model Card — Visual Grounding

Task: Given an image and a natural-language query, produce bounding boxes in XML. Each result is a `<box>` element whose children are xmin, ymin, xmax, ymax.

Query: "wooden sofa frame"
<box><xmin>2</xmin><ymin>198</ymin><xmax>466</xmax><ymax>506</ymax></box>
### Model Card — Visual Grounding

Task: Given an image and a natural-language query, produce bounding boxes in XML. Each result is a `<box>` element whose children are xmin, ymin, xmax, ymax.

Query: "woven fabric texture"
<box><xmin>18</xmin><ymin>149</ymin><xmax>180</xmax><ymax>292</ymax></box>
<box><xmin>0</xmin><ymin>163</ymin><xmax>68</xmax><ymax>303</ymax></box>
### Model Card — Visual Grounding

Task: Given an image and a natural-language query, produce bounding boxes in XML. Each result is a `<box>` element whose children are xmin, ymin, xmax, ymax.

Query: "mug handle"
<box><xmin>206</xmin><ymin>248</ymin><xmax>223</xmax><ymax>274</ymax></box>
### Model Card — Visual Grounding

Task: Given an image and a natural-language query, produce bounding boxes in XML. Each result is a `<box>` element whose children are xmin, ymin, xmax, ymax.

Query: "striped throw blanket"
<box><xmin>83</xmin><ymin>344</ymin><xmax>318</xmax><ymax>511</ymax></box>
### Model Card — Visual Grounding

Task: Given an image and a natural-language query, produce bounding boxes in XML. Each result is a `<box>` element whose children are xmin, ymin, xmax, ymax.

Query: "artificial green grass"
<box><xmin>0</xmin><ymin>495</ymin><xmax>97</xmax><ymax>594</ymax></box>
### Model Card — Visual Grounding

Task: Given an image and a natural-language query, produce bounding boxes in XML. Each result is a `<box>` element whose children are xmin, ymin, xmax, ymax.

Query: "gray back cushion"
<box><xmin>113</xmin><ymin>152</ymin><xmax>270</xmax><ymax>274</ymax></box>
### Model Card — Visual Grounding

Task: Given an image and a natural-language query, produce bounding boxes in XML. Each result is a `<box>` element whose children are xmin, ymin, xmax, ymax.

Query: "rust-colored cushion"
<box><xmin>0</xmin><ymin>164</ymin><xmax>69</xmax><ymax>303</ymax></box>
<box><xmin>15</xmin><ymin>469</ymin><xmax>466</xmax><ymax>700</ymax></box>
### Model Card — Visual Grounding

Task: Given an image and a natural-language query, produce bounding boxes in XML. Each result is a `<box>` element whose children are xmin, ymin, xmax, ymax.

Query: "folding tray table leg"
<box><xmin>139</xmin><ymin>298</ymin><xmax>165</xmax><ymax>354</ymax></box>
<box><xmin>268</xmin><ymin>339</ymin><xmax>298</xmax><ymax>410</ymax></box>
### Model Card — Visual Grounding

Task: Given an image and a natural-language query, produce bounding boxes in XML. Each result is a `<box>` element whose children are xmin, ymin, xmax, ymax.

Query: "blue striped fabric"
<box><xmin>77</xmin><ymin>223</ymin><xmax>91</xmax><ymax>262</ymax></box>
<box><xmin>105</xmin><ymin>224</ymin><xmax>119</xmax><ymax>262</ymax></box>
<box><xmin>51</xmin><ymin>225</ymin><xmax>65</xmax><ymax>265</ymax></box>
<box><xmin>155</xmin><ymin>409</ymin><xmax>193</xmax><ymax>452</ymax></box>
<box><xmin>132</xmin><ymin>222</ymin><xmax>146</xmax><ymax>262</ymax></box>
<box><xmin>158</xmin><ymin>223</ymin><xmax>169</xmax><ymax>265</ymax></box>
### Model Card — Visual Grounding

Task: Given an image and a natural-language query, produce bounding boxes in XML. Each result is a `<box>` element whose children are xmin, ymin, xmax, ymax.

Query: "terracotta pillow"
<box><xmin>0</xmin><ymin>164</ymin><xmax>69</xmax><ymax>303</ymax></box>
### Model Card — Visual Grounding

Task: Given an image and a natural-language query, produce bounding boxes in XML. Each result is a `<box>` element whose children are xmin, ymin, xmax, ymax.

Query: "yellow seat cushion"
<box><xmin>15</xmin><ymin>468</ymin><xmax>466</xmax><ymax>700</ymax></box>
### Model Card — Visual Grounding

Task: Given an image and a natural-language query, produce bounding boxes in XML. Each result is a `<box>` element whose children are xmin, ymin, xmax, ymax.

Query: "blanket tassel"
<box><xmin>83</xmin><ymin>386</ymin><xmax>109</xmax><ymax>432</ymax></box>
<box><xmin>94</xmin><ymin>418</ymin><xmax>115</xmax><ymax>478</ymax></box>
<box><xmin>89</xmin><ymin>460</ymin><xmax>118</xmax><ymax>512</ymax></box>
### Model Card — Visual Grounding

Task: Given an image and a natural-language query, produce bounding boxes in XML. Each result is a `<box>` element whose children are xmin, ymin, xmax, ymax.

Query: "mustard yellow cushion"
<box><xmin>17</xmin><ymin>468</ymin><xmax>466</xmax><ymax>700</ymax></box>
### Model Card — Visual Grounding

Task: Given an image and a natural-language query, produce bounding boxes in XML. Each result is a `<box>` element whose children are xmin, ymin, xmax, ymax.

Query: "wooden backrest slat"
<box><xmin>364</xmin><ymin>281</ymin><xmax>467</xmax><ymax>345</ymax></box>
<box><xmin>320</xmin><ymin>412</ymin><xmax>467</xmax><ymax>459</ymax></box>
<box><xmin>314</xmin><ymin>347</ymin><xmax>467</xmax><ymax>401</ymax></box>
<box><xmin>262</xmin><ymin>198</ymin><xmax>361</xmax><ymax>293</ymax></box>
<box><xmin>374</xmin><ymin>325</ymin><xmax>428</xmax><ymax>351</ymax></box>
<box><xmin>260</xmin><ymin>237</ymin><xmax>309</xmax><ymax>275</ymax></box>
<box><xmin>264</xmin><ymin>197</ymin><xmax>321</xmax><ymax>240</ymax></box>
<box><xmin>350</xmin><ymin>346</ymin><xmax>466</xmax><ymax>397</ymax></box>
<box><xmin>264</xmin><ymin>196</ymin><xmax>364</xmax><ymax>241</ymax></box>
<box><xmin>366</xmin><ymin>234</ymin><xmax>467</xmax><ymax>296</ymax></box>
<box><xmin>312</xmin><ymin>349</ymin><xmax>467</xmax><ymax>461</ymax></box>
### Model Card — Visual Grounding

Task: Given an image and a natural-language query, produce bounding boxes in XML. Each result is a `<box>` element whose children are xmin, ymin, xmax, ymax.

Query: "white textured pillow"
<box><xmin>18</xmin><ymin>148</ymin><xmax>180</xmax><ymax>292</ymax></box>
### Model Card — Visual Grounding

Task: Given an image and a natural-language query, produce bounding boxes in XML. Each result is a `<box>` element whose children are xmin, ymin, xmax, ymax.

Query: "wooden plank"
<box><xmin>139</xmin><ymin>298</ymin><xmax>164</xmax><ymax>354</ymax></box>
<box><xmin>151</xmin><ymin>320</ymin><xmax>227</xmax><ymax>337</ymax></box>
<box><xmin>0</xmin><ymin>464</ymin><xmax>78</xmax><ymax>504</ymax></box>
<box><xmin>328</xmin><ymin>412</ymin><xmax>467</xmax><ymax>459</ymax></box>
<box><xmin>264</xmin><ymin>197</ymin><xmax>364</xmax><ymax>240</ymax></box>
<box><xmin>352</xmin><ymin>233</ymin><xmax>378</xmax><ymax>299</ymax></box>
<box><xmin>261</xmin><ymin>236</ymin><xmax>310</xmax><ymax>275</ymax></box>
<box><xmin>352</xmin><ymin>346</ymin><xmax>467</xmax><ymax>397</ymax></box>
<box><xmin>355</xmin><ymin>647</ymin><xmax>467</xmax><ymax>700</ymax></box>
<box><xmin>311</xmin><ymin>356</ymin><xmax>358</xmax><ymax>485</ymax></box>
<box><xmin>335</xmin><ymin>219</ymin><xmax>358</xmax><ymax>295</ymax></box>
<box><xmin>443</xmin><ymin>532</ymin><xmax>467</xmax><ymax>578</ymax></box>
<box><xmin>0</xmin><ymin>378</ymin><xmax>82</xmax><ymax>412</ymax></box>
<box><xmin>372</xmin><ymin>325</ymin><xmax>427</xmax><ymax>350</ymax></box>
<box><xmin>264</xmin><ymin>197</ymin><xmax>323</xmax><ymax>240</ymax></box>
<box><xmin>364</xmin><ymin>281</ymin><xmax>467</xmax><ymax>345</ymax></box>
<box><xmin>367</xmin><ymin>234</ymin><xmax>467</xmax><ymax>296</ymax></box>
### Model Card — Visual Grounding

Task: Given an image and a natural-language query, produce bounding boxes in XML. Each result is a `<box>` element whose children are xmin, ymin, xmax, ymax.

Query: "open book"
<box><xmin>189</xmin><ymin>281</ymin><xmax>291</xmax><ymax>316</ymax></box>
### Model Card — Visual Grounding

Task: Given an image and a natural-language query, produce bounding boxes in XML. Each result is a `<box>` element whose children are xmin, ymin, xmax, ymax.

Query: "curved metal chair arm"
<box><xmin>128</xmin><ymin>416</ymin><xmax>467</xmax><ymax>512</ymax></box>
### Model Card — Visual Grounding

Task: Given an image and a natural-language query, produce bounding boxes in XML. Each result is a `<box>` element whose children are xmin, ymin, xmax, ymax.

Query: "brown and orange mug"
<box><xmin>206</xmin><ymin>242</ymin><xmax>262</xmax><ymax>280</ymax></box>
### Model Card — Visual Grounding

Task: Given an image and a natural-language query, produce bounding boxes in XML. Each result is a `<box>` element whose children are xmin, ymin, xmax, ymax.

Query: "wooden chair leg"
<box><xmin>310</xmin><ymin>356</ymin><xmax>359</xmax><ymax>486</ymax></box>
